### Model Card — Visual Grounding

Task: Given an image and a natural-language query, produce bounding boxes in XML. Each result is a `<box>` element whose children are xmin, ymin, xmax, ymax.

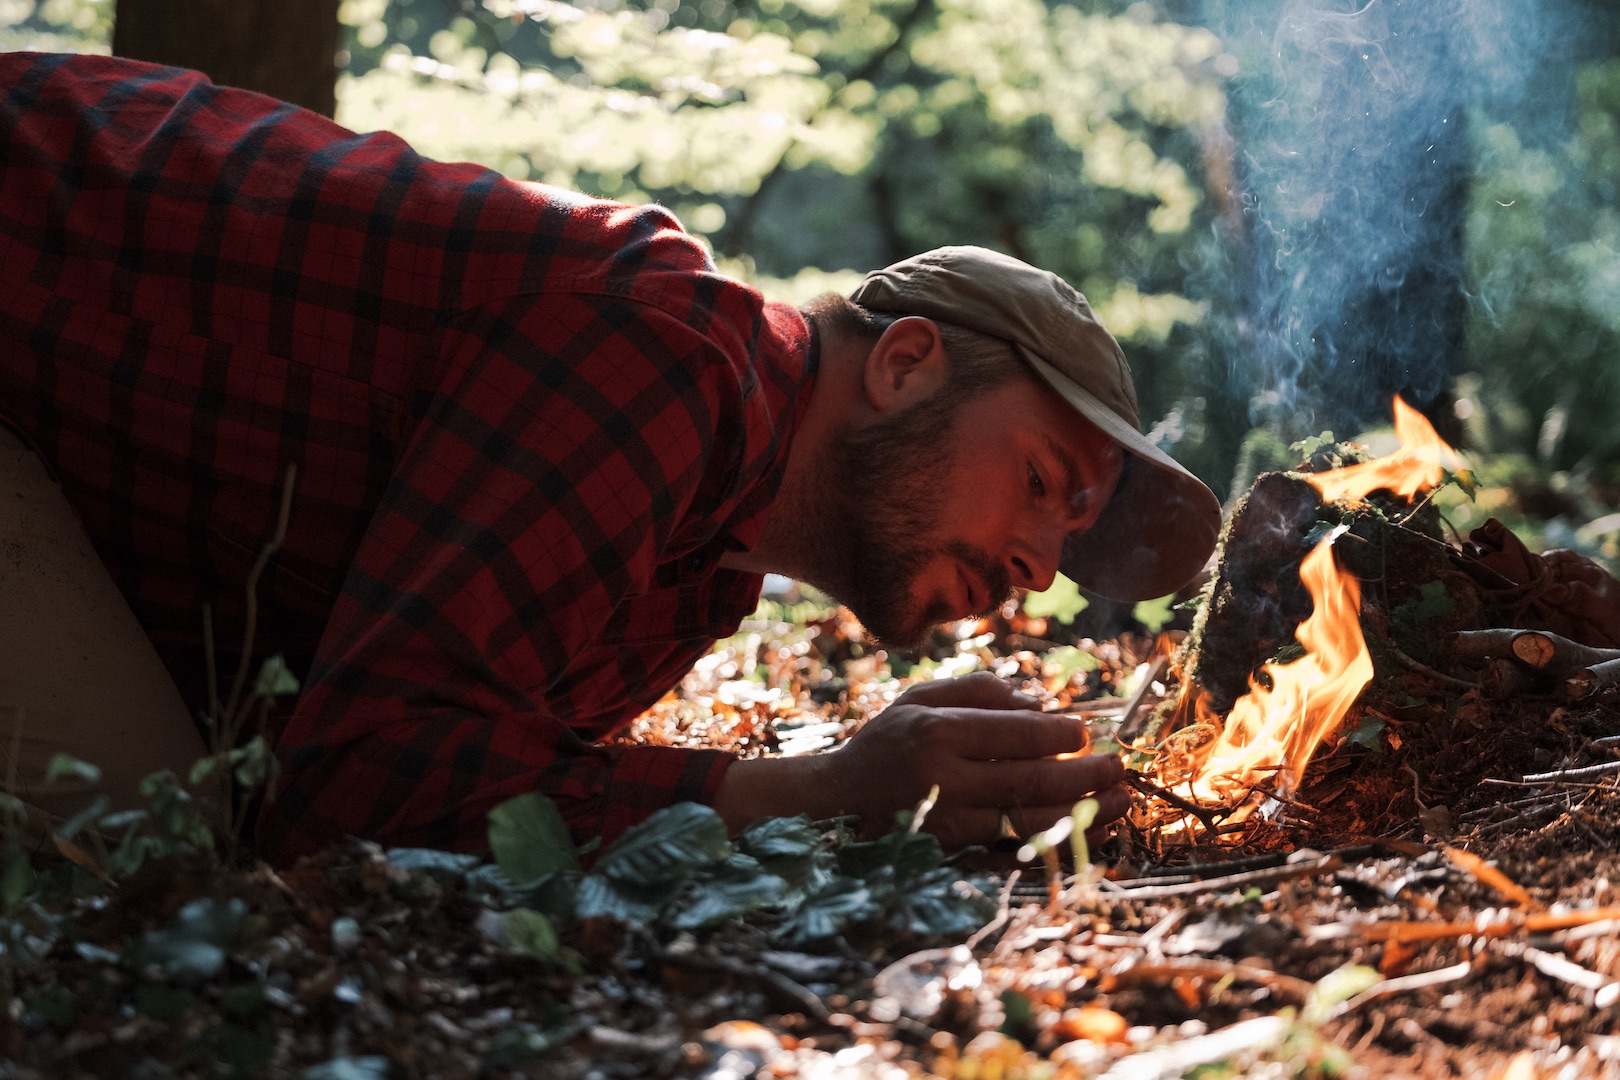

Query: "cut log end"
<box><xmin>1565</xmin><ymin>656</ymin><xmax>1620</xmax><ymax>701</ymax></box>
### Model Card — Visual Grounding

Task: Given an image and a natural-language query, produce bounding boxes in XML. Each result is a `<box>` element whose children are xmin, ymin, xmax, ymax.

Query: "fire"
<box><xmin>1306</xmin><ymin>397</ymin><xmax>1465</xmax><ymax>504</ymax></box>
<box><xmin>1180</xmin><ymin>398</ymin><xmax>1464</xmax><ymax>816</ymax></box>
<box><xmin>1187</xmin><ymin>533</ymin><xmax>1373</xmax><ymax>804</ymax></box>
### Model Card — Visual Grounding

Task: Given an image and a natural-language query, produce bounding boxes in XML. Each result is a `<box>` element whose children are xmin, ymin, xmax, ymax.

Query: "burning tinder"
<box><xmin>1170</xmin><ymin>398</ymin><xmax>1466</xmax><ymax>822</ymax></box>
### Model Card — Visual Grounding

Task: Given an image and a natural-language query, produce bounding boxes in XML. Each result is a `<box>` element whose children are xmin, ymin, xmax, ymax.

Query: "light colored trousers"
<box><xmin>0</xmin><ymin>424</ymin><xmax>207</xmax><ymax>836</ymax></box>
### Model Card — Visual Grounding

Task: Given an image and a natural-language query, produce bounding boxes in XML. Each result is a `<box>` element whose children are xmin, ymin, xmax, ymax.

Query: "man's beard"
<box><xmin>794</xmin><ymin>392</ymin><xmax>1013</xmax><ymax>651</ymax></box>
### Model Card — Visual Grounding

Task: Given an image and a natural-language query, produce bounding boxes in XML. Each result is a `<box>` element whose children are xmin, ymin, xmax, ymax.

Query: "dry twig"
<box><xmin>1354</xmin><ymin>905</ymin><xmax>1620</xmax><ymax>945</ymax></box>
<box><xmin>1331</xmin><ymin>961</ymin><xmax>1473</xmax><ymax>1017</ymax></box>
<box><xmin>1110</xmin><ymin>853</ymin><xmax>1343</xmax><ymax>900</ymax></box>
<box><xmin>1102</xmin><ymin>959</ymin><xmax>1314</xmax><ymax>1003</ymax></box>
<box><xmin>1123</xmin><ymin>769</ymin><xmax>1229</xmax><ymax>838</ymax></box>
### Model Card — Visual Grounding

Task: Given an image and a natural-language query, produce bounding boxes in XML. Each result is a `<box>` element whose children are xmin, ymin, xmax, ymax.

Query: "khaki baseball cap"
<box><xmin>850</xmin><ymin>245</ymin><xmax>1221</xmax><ymax>602</ymax></box>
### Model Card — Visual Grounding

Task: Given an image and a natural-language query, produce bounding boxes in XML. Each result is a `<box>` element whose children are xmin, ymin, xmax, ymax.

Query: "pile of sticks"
<box><xmin>1453</xmin><ymin>629</ymin><xmax>1620</xmax><ymax>701</ymax></box>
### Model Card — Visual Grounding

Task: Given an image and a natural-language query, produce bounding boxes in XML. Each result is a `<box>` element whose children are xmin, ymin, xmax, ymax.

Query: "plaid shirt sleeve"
<box><xmin>0</xmin><ymin>53</ymin><xmax>814</xmax><ymax>865</ymax></box>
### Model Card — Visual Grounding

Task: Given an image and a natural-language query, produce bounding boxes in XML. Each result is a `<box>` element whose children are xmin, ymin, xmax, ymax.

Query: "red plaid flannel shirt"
<box><xmin>0</xmin><ymin>53</ymin><xmax>815</xmax><ymax>863</ymax></box>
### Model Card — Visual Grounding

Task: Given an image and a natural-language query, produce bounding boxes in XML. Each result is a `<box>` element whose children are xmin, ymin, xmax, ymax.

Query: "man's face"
<box><xmin>817</xmin><ymin>377</ymin><xmax>1124</xmax><ymax>650</ymax></box>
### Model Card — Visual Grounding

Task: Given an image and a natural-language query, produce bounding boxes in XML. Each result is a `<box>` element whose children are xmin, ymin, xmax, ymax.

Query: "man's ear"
<box><xmin>862</xmin><ymin>316</ymin><xmax>948</xmax><ymax>412</ymax></box>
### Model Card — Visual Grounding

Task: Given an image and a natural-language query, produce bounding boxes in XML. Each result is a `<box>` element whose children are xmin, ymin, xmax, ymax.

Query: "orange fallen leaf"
<box><xmin>1052</xmin><ymin>1006</ymin><xmax>1129</xmax><ymax>1044</ymax></box>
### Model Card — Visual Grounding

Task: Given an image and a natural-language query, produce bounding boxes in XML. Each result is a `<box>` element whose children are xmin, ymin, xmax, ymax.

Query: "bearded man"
<box><xmin>0</xmin><ymin>53</ymin><xmax>1220</xmax><ymax>864</ymax></box>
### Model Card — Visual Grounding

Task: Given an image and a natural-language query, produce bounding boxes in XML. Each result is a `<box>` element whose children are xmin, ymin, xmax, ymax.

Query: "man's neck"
<box><xmin>718</xmin><ymin>325</ymin><xmax>864</xmax><ymax>580</ymax></box>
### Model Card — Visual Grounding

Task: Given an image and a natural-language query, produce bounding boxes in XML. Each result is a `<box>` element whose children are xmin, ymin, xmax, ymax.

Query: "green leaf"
<box><xmin>1</xmin><ymin>846</ymin><xmax>34</xmax><ymax>909</ymax></box>
<box><xmin>1290</xmin><ymin>431</ymin><xmax>1336</xmax><ymax>458</ymax></box>
<box><xmin>738</xmin><ymin>815</ymin><xmax>821</xmax><ymax>860</ymax></box>
<box><xmin>504</xmin><ymin>908</ymin><xmax>566</xmax><ymax>965</ymax></box>
<box><xmin>488</xmin><ymin>793</ymin><xmax>578</xmax><ymax>884</ymax></box>
<box><xmin>776</xmin><ymin>876</ymin><xmax>877</xmax><ymax>944</ymax></box>
<box><xmin>836</xmin><ymin>828</ymin><xmax>945</xmax><ymax>884</ymax></box>
<box><xmin>1022</xmin><ymin>574</ymin><xmax>1089</xmax><ymax>624</ymax></box>
<box><xmin>253</xmin><ymin>654</ymin><xmax>302</xmax><ymax>697</ymax></box>
<box><xmin>1041</xmin><ymin>645</ymin><xmax>1101</xmax><ymax>683</ymax></box>
<box><xmin>1131</xmin><ymin>594</ymin><xmax>1176</xmax><ymax>634</ymax></box>
<box><xmin>44</xmin><ymin>753</ymin><xmax>101</xmax><ymax>786</ymax></box>
<box><xmin>1345</xmin><ymin>715</ymin><xmax>1387</xmax><ymax>750</ymax></box>
<box><xmin>1394</xmin><ymin>580</ymin><xmax>1455</xmax><ymax>624</ymax></box>
<box><xmin>302</xmin><ymin>1058</ymin><xmax>392</xmax><ymax>1080</ymax></box>
<box><xmin>894</xmin><ymin>872</ymin><xmax>995</xmax><ymax>936</ymax></box>
<box><xmin>188</xmin><ymin>756</ymin><xmax>222</xmax><ymax>786</ymax></box>
<box><xmin>999</xmin><ymin>989</ymin><xmax>1035</xmax><ymax>1040</ymax></box>
<box><xmin>231</xmin><ymin>736</ymin><xmax>277</xmax><ymax>790</ymax></box>
<box><xmin>593</xmin><ymin>802</ymin><xmax>730</xmax><ymax>886</ymax></box>
<box><xmin>129</xmin><ymin>898</ymin><xmax>248</xmax><ymax>984</ymax></box>
<box><xmin>668</xmin><ymin>853</ymin><xmax>787</xmax><ymax>930</ymax></box>
<box><xmin>738</xmin><ymin>815</ymin><xmax>824</xmax><ymax>897</ymax></box>
<box><xmin>573</xmin><ymin>872</ymin><xmax>668</xmax><ymax>925</ymax></box>
<box><xmin>386</xmin><ymin>848</ymin><xmax>481</xmax><ymax>879</ymax></box>
<box><xmin>1303</xmin><ymin>963</ymin><xmax>1381</xmax><ymax>1025</ymax></box>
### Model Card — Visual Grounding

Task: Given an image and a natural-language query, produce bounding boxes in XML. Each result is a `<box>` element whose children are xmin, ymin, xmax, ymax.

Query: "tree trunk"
<box><xmin>113</xmin><ymin>0</ymin><xmax>342</xmax><ymax>117</ymax></box>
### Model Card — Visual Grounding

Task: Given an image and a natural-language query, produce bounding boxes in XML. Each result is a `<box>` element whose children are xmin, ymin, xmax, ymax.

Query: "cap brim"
<box><xmin>1020</xmin><ymin>350</ymin><xmax>1222</xmax><ymax>601</ymax></box>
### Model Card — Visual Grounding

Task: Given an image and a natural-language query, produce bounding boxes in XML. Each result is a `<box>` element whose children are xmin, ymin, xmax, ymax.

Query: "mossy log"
<box><xmin>1177</xmin><ymin>471</ymin><xmax>1480</xmax><ymax>713</ymax></box>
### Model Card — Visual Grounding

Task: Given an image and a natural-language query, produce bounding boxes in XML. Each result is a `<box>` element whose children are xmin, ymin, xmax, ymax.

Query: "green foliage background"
<box><xmin>3</xmin><ymin>0</ymin><xmax>1620</xmax><ymax>568</ymax></box>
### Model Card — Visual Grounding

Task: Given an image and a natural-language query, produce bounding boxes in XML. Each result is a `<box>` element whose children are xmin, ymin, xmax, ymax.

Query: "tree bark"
<box><xmin>113</xmin><ymin>0</ymin><xmax>342</xmax><ymax>117</ymax></box>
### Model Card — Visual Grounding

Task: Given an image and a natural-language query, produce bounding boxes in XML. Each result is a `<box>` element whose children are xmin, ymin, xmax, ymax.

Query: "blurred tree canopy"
<box><xmin>329</xmin><ymin>0</ymin><xmax>1231</xmax><ymax>478</ymax></box>
<box><xmin>3</xmin><ymin>0</ymin><xmax>1619</xmax><ymax>562</ymax></box>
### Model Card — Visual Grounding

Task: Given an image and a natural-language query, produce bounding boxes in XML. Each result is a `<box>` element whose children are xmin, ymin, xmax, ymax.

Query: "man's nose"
<box><xmin>1008</xmin><ymin>523</ymin><xmax>1066</xmax><ymax>593</ymax></box>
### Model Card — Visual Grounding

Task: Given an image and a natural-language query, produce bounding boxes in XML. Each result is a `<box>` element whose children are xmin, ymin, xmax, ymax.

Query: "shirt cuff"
<box><xmin>593</xmin><ymin>744</ymin><xmax>736</xmax><ymax>849</ymax></box>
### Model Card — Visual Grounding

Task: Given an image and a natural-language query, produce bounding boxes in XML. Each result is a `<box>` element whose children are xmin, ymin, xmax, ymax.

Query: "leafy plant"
<box><xmin>433</xmin><ymin>793</ymin><xmax>996</xmax><ymax>964</ymax></box>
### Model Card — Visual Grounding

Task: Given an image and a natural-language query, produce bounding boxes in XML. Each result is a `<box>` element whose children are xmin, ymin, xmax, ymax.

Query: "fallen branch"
<box><xmin>1452</xmin><ymin>628</ymin><xmax>1620</xmax><ymax>701</ymax></box>
<box><xmin>1510</xmin><ymin>631</ymin><xmax>1620</xmax><ymax>672</ymax></box>
<box><xmin>1565</xmin><ymin>657</ymin><xmax>1620</xmax><ymax>701</ymax></box>
<box><xmin>1452</xmin><ymin>628</ymin><xmax>1523</xmax><ymax>665</ymax></box>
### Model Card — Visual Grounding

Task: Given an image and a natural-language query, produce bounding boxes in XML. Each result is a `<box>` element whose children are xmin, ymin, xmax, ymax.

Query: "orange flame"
<box><xmin>1182</xmin><ymin>398</ymin><xmax>1464</xmax><ymax>815</ymax></box>
<box><xmin>1306</xmin><ymin>397</ymin><xmax>1465</xmax><ymax>504</ymax></box>
<box><xmin>1188</xmin><ymin>534</ymin><xmax>1373</xmax><ymax>803</ymax></box>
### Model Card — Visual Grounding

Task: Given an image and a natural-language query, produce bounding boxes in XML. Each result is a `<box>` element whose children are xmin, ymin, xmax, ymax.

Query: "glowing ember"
<box><xmin>1178</xmin><ymin>398</ymin><xmax>1464</xmax><ymax>818</ymax></box>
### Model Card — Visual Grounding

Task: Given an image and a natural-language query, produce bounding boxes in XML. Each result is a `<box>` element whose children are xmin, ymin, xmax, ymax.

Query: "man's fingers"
<box><xmin>892</xmin><ymin>670</ymin><xmax>1037</xmax><ymax>711</ymax></box>
<box><xmin>954</xmin><ymin>753</ymin><xmax>1126</xmax><ymax>807</ymax></box>
<box><xmin>927</xmin><ymin>709</ymin><xmax>1089</xmax><ymax>760</ymax></box>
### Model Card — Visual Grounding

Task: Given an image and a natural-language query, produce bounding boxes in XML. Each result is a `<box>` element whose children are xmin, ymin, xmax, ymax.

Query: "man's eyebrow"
<box><xmin>1040</xmin><ymin>431</ymin><xmax>1088</xmax><ymax>518</ymax></box>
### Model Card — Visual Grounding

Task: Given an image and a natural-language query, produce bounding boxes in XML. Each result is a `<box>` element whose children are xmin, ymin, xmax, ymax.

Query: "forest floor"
<box><xmin>6</xmin><ymin>475</ymin><xmax>1620</xmax><ymax>1080</ymax></box>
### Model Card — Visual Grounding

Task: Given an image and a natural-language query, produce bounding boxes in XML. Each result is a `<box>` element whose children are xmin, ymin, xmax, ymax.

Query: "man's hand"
<box><xmin>713</xmin><ymin>671</ymin><xmax>1129</xmax><ymax>848</ymax></box>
